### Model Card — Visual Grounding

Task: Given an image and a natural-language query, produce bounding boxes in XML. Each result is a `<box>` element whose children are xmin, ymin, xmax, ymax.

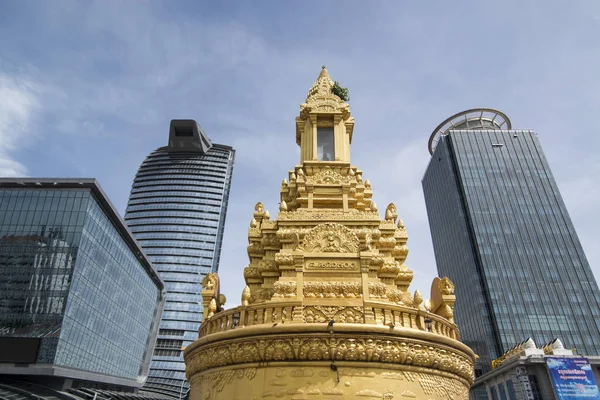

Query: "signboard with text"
<box><xmin>546</xmin><ymin>357</ymin><xmax>600</xmax><ymax>399</ymax></box>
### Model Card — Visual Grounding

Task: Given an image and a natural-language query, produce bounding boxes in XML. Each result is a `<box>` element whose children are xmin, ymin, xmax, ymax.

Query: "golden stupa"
<box><xmin>184</xmin><ymin>67</ymin><xmax>476</xmax><ymax>400</ymax></box>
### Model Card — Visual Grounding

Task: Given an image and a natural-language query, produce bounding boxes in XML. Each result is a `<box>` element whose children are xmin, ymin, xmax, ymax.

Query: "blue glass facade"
<box><xmin>0</xmin><ymin>181</ymin><xmax>164</xmax><ymax>389</ymax></box>
<box><xmin>423</xmin><ymin>129</ymin><xmax>600</xmax><ymax>373</ymax></box>
<box><xmin>124</xmin><ymin>121</ymin><xmax>234</xmax><ymax>398</ymax></box>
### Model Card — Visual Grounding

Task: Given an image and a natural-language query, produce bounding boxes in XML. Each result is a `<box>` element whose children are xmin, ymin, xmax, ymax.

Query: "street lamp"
<box><xmin>424</xmin><ymin>317</ymin><xmax>432</xmax><ymax>332</ymax></box>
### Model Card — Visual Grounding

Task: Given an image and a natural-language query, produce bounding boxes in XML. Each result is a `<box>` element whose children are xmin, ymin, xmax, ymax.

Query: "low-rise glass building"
<box><xmin>0</xmin><ymin>179</ymin><xmax>165</xmax><ymax>391</ymax></box>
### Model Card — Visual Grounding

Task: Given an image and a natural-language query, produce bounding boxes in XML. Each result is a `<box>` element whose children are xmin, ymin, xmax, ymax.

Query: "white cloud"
<box><xmin>0</xmin><ymin>74</ymin><xmax>39</xmax><ymax>176</ymax></box>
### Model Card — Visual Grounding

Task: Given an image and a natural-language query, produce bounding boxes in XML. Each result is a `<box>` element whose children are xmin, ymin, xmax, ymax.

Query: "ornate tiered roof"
<box><xmin>184</xmin><ymin>67</ymin><xmax>476</xmax><ymax>400</ymax></box>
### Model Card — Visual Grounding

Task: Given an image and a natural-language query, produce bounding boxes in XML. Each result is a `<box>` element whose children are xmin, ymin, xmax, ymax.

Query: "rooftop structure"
<box><xmin>428</xmin><ymin>108</ymin><xmax>511</xmax><ymax>155</ymax></box>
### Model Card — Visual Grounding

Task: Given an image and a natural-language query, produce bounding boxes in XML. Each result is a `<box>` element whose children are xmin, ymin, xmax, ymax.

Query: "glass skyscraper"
<box><xmin>124</xmin><ymin>120</ymin><xmax>234</xmax><ymax>398</ymax></box>
<box><xmin>0</xmin><ymin>179</ymin><xmax>165</xmax><ymax>390</ymax></box>
<box><xmin>422</xmin><ymin>109</ymin><xmax>600</xmax><ymax>374</ymax></box>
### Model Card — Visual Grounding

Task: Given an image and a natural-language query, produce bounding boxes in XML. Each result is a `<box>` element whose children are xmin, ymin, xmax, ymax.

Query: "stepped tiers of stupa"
<box><xmin>184</xmin><ymin>67</ymin><xmax>476</xmax><ymax>400</ymax></box>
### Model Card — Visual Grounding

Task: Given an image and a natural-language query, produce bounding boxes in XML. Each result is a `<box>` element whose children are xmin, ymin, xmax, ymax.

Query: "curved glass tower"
<box><xmin>124</xmin><ymin>120</ymin><xmax>234</xmax><ymax>398</ymax></box>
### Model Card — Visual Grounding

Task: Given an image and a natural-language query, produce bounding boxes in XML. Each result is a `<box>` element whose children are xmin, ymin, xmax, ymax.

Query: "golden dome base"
<box><xmin>190</xmin><ymin>362</ymin><xmax>468</xmax><ymax>400</ymax></box>
<box><xmin>186</xmin><ymin>324</ymin><xmax>473</xmax><ymax>400</ymax></box>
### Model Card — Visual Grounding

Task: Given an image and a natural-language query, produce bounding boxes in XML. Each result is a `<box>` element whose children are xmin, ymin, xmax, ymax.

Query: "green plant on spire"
<box><xmin>331</xmin><ymin>81</ymin><xmax>350</xmax><ymax>101</ymax></box>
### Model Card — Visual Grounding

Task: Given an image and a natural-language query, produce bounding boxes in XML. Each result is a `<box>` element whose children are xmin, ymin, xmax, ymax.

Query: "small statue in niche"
<box><xmin>370</xmin><ymin>201</ymin><xmax>378</xmax><ymax>212</ymax></box>
<box><xmin>385</xmin><ymin>203</ymin><xmax>398</xmax><ymax>223</ymax></box>
<box><xmin>439</xmin><ymin>276</ymin><xmax>455</xmax><ymax>295</ymax></box>
<box><xmin>322</xmin><ymin>234</ymin><xmax>339</xmax><ymax>252</ymax></box>
<box><xmin>202</xmin><ymin>273</ymin><xmax>218</xmax><ymax>290</ymax></box>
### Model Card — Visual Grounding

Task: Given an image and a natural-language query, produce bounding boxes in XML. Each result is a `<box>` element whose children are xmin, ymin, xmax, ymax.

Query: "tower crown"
<box><xmin>305</xmin><ymin>66</ymin><xmax>340</xmax><ymax>103</ymax></box>
<box><xmin>296</xmin><ymin>67</ymin><xmax>354</xmax><ymax>163</ymax></box>
<box><xmin>428</xmin><ymin>108</ymin><xmax>511</xmax><ymax>155</ymax></box>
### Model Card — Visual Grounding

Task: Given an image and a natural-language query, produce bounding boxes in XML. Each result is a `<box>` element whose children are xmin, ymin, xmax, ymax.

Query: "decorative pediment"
<box><xmin>300</xmin><ymin>222</ymin><xmax>360</xmax><ymax>253</ymax></box>
<box><xmin>306</xmin><ymin>169</ymin><xmax>352</xmax><ymax>185</ymax></box>
<box><xmin>305</xmin><ymin>67</ymin><xmax>345</xmax><ymax>105</ymax></box>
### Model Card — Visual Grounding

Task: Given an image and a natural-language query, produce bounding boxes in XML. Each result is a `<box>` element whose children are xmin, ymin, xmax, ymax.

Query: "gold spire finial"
<box><xmin>306</xmin><ymin>65</ymin><xmax>337</xmax><ymax>104</ymax></box>
<box><xmin>318</xmin><ymin>65</ymin><xmax>329</xmax><ymax>78</ymax></box>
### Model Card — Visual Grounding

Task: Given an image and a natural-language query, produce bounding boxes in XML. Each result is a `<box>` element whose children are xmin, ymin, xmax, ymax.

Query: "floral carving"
<box><xmin>300</xmin><ymin>223</ymin><xmax>359</xmax><ymax>253</ymax></box>
<box><xmin>259</xmin><ymin>260</ymin><xmax>278</xmax><ymax>271</ymax></box>
<box><xmin>334</xmin><ymin>307</ymin><xmax>364</xmax><ymax>323</ymax></box>
<box><xmin>395</xmin><ymin>268</ymin><xmax>414</xmax><ymax>282</ymax></box>
<box><xmin>303</xmin><ymin>307</ymin><xmax>328</xmax><ymax>323</ymax></box>
<box><xmin>370</xmin><ymin>254</ymin><xmax>385</xmax><ymax>266</ymax></box>
<box><xmin>368</xmin><ymin>282</ymin><xmax>388</xmax><ymax>298</ymax></box>
<box><xmin>439</xmin><ymin>276</ymin><xmax>455</xmax><ymax>295</ymax></box>
<box><xmin>231</xmin><ymin>343</ymin><xmax>259</xmax><ymax>364</ymax></box>
<box><xmin>336</xmin><ymin>339</ymin><xmax>368</xmax><ymax>361</ymax></box>
<box><xmin>387</xmin><ymin>289</ymin><xmax>405</xmax><ymax>304</ymax></box>
<box><xmin>278</xmin><ymin>210</ymin><xmax>381</xmax><ymax>221</ymax></box>
<box><xmin>243</xmin><ymin>267</ymin><xmax>261</xmax><ymax>279</ymax></box>
<box><xmin>380</xmin><ymin>259</ymin><xmax>401</xmax><ymax>275</ymax></box>
<box><xmin>273</xmin><ymin>281</ymin><xmax>297</xmax><ymax>298</ymax></box>
<box><xmin>261</xmin><ymin>234</ymin><xmax>280</xmax><ymax>247</ymax></box>
<box><xmin>261</xmin><ymin>219</ymin><xmax>276</xmax><ymax>229</ymax></box>
<box><xmin>303</xmin><ymin>306</ymin><xmax>364</xmax><ymax>324</ymax></box>
<box><xmin>298</xmin><ymin>338</ymin><xmax>330</xmax><ymax>361</ymax></box>
<box><xmin>306</xmin><ymin>169</ymin><xmax>352</xmax><ymax>185</ymax></box>
<box><xmin>303</xmin><ymin>281</ymin><xmax>361</xmax><ymax>298</ymax></box>
<box><xmin>274</xmin><ymin>253</ymin><xmax>294</xmax><ymax>266</ymax></box>
<box><xmin>185</xmin><ymin>333</ymin><xmax>473</xmax><ymax>383</ymax></box>
<box><xmin>247</xmin><ymin>242</ymin><xmax>264</xmax><ymax>256</ymax></box>
<box><xmin>249</xmin><ymin>288</ymin><xmax>274</xmax><ymax>303</ymax></box>
<box><xmin>377</xmin><ymin>236</ymin><xmax>397</xmax><ymax>249</ymax></box>
<box><xmin>265</xmin><ymin>339</ymin><xmax>294</xmax><ymax>361</ymax></box>
<box><xmin>392</xmin><ymin>244</ymin><xmax>409</xmax><ymax>258</ymax></box>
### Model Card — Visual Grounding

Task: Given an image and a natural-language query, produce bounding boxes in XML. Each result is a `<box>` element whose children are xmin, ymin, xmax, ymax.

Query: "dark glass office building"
<box><xmin>0</xmin><ymin>179</ymin><xmax>165</xmax><ymax>390</ymax></box>
<box><xmin>124</xmin><ymin>120</ymin><xmax>234</xmax><ymax>398</ymax></box>
<box><xmin>422</xmin><ymin>109</ymin><xmax>600</xmax><ymax>374</ymax></box>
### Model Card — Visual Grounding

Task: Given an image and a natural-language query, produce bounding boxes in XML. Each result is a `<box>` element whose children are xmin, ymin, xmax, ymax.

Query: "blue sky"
<box><xmin>2</xmin><ymin>0</ymin><xmax>600</xmax><ymax>305</ymax></box>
